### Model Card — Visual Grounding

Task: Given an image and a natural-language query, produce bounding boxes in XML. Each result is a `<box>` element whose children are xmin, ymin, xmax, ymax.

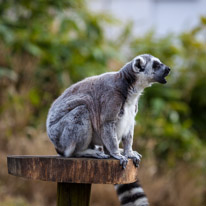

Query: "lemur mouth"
<box><xmin>161</xmin><ymin>75</ymin><xmax>169</xmax><ymax>84</ymax></box>
<box><xmin>154</xmin><ymin>75</ymin><xmax>168</xmax><ymax>84</ymax></box>
<box><xmin>159</xmin><ymin>77</ymin><xmax>167</xmax><ymax>84</ymax></box>
<box><xmin>153</xmin><ymin>67</ymin><xmax>171</xmax><ymax>84</ymax></box>
<box><xmin>161</xmin><ymin>67</ymin><xmax>170</xmax><ymax>84</ymax></box>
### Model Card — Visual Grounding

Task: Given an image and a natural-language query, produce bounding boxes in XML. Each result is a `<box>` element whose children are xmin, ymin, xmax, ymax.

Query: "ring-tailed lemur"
<box><xmin>46</xmin><ymin>54</ymin><xmax>170</xmax><ymax>206</ymax></box>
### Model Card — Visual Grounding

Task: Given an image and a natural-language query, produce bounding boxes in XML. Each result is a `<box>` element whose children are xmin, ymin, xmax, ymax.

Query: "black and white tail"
<box><xmin>115</xmin><ymin>180</ymin><xmax>149</xmax><ymax>206</ymax></box>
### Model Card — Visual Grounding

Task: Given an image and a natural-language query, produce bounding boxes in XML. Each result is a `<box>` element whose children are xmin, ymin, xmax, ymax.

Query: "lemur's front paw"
<box><xmin>112</xmin><ymin>154</ymin><xmax>128</xmax><ymax>169</ymax></box>
<box><xmin>119</xmin><ymin>156</ymin><xmax>128</xmax><ymax>169</ymax></box>
<box><xmin>126</xmin><ymin>151</ymin><xmax>142</xmax><ymax>167</ymax></box>
<box><xmin>133</xmin><ymin>151</ymin><xmax>142</xmax><ymax>158</ymax></box>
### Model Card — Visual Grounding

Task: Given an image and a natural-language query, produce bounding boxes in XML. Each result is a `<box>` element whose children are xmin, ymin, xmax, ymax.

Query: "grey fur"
<box><xmin>46</xmin><ymin>54</ymin><xmax>170</xmax><ymax>168</ymax></box>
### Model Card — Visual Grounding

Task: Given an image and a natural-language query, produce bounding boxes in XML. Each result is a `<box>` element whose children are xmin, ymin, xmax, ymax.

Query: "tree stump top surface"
<box><xmin>7</xmin><ymin>155</ymin><xmax>139</xmax><ymax>184</ymax></box>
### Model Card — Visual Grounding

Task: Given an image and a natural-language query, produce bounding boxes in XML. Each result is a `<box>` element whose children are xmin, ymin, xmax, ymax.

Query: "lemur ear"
<box><xmin>132</xmin><ymin>57</ymin><xmax>146</xmax><ymax>73</ymax></box>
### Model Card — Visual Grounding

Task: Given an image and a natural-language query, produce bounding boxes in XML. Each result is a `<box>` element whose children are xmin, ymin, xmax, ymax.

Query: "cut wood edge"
<box><xmin>7</xmin><ymin>155</ymin><xmax>139</xmax><ymax>184</ymax></box>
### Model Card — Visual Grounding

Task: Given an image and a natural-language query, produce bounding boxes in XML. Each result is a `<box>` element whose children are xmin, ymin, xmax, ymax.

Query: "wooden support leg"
<box><xmin>57</xmin><ymin>183</ymin><xmax>91</xmax><ymax>206</ymax></box>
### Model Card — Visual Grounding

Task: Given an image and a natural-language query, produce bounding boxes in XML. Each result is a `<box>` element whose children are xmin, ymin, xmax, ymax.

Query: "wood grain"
<box><xmin>7</xmin><ymin>155</ymin><xmax>138</xmax><ymax>184</ymax></box>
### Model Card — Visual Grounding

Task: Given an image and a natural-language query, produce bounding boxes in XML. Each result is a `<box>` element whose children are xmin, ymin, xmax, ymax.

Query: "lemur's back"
<box><xmin>46</xmin><ymin>72</ymin><xmax>120</xmax><ymax>139</ymax></box>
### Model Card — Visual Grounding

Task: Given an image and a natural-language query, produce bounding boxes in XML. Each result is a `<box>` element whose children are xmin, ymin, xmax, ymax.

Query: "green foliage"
<box><xmin>0</xmin><ymin>2</ymin><xmax>205</xmax><ymax>205</ymax></box>
<box><xmin>0</xmin><ymin>0</ymin><xmax>205</xmax><ymax>168</ymax></box>
<box><xmin>0</xmin><ymin>0</ymin><xmax>118</xmax><ymax>126</ymax></box>
<box><xmin>130</xmin><ymin>17</ymin><xmax>206</xmax><ymax>166</ymax></box>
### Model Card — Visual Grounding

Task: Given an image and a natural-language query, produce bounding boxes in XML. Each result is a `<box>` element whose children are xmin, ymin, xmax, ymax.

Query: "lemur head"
<box><xmin>131</xmin><ymin>54</ymin><xmax>170</xmax><ymax>85</ymax></box>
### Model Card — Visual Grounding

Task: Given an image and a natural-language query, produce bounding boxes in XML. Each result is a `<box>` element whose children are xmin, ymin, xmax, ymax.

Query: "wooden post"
<box><xmin>57</xmin><ymin>183</ymin><xmax>91</xmax><ymax>206</ymax></box>
<box><xmin>7</xmin><ymin>156</ymin><xmax>139</xmax><ymax>206</ymax></box>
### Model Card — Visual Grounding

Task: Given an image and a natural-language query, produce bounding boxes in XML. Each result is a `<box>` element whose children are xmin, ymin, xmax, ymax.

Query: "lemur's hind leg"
<box><xmin>75</xmin><ymin>145</ymin><xmax>109</xmax><ymax>158</ymax></box>
<box><xmin>50</xmin><ymin>105</ymin><xmax>93</xmax><ymax>157</ymax></box>
<box><xmin>74</xmin><ymin>148</ymin><xmax>110</xmax><ymax>159</ymax></box>
<box><xmin>52</xmin><ymin>105</ymin><xmax>109</xmax><ymax>159</ymax></box>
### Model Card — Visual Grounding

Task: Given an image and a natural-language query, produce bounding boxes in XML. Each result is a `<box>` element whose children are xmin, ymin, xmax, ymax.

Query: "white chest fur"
<box><xmin>116</xmin><ymin>95</ymin><xmax>139</xmax><ymax>141</ymax></box>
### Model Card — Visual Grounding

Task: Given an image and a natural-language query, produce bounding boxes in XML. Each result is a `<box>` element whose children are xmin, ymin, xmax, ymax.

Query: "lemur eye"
<box><xmin>153</xmin><ymin>61</ymin><xmax>160</xmax><ymax>70</ymax></box>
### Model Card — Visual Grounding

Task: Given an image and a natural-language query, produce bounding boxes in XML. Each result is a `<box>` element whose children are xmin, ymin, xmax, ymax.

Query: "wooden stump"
<box><xmin>7</xmin><ymin>155</ymin><xmax>139</xmax><ymax>206</ymax></box>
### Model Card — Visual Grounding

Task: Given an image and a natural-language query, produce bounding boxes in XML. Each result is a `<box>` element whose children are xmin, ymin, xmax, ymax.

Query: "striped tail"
<box><xmin>115</xmin><ymin>180</ymin><xmax>149</xmax><ymax>206</ymax></box>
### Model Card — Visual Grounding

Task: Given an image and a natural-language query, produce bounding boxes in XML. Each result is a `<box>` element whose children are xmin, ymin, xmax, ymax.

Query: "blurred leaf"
<box><xmin>0</xmin><ymin>67</ymin><xmax>18</xmax><ymax>81</ymax></box>
<box><xmin>25</xmin><ymin>42</ymin><xmax>42</xmax><ymax>57</ymax></box>
<box><xmin>200</xmin><ymin>16</ymin><xmax>206</xmax><ymax>25</ymax></box>
<box><xmin>28</xmin><ymin>89</ymin><xmax>40</xmax><ymax>106</ymax></box>
<box><xmin>0</xmin><ymin>0</ymin><xmax>205</xmax><ymax>171</ymax></box>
